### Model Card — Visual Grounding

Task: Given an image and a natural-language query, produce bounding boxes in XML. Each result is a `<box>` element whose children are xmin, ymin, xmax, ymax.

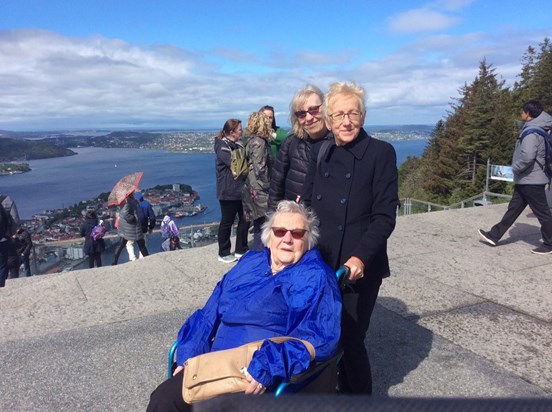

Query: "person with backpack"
<box><xmin>479</xmin><ymin>100</ymin><xmax>552</xmax><ymax>254</ymax></box>
<box><xmin>80</xmin><ymin>210</ymin><xmax>106</xmax><ymax>268</ymax></box>
<box><xmin>1</xmin><ymin>194</ymin><xmax>20</xmax><ymax>287</ymax></box>
<box><xmin>214</xmin><ymin>119</ymin><xmax>249</xmax><ymax>263</ymax></box>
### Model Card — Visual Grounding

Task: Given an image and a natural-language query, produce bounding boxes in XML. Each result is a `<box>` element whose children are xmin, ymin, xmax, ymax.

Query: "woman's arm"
<box><xmin>174</xmin><ymin>279</ymin><xmax>224</xmax><ymax>365</ymax></box>
<box><xmin>246</xmin><ymin>260</ymin><xmax>341</xmax><ymax>387</ymax></box>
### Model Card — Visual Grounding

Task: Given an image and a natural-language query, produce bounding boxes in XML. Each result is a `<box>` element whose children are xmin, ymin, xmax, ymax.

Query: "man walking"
<box><xmin>479</xmin><ymin>100</ymin><xmax>552</xmax><ymax>254</ymax></box>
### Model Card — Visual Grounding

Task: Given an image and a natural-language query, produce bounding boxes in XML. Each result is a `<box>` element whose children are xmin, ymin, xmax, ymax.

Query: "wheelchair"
<box><xmin>167</xmin><ymin>266</ymin><xmax>349</xmax><ymax>396</ymax></box>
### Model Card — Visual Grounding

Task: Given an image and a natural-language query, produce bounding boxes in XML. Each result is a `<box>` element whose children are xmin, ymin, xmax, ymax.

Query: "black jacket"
<box><xmin>215</xmin><ymin>137</ymin><xmax>247</xmax><ymax>201</ymax></box>
<box><xmin>15</xmin><ymin>228</ymin><xmax>33</xmax><ymax>256</ymax></box>
<box><xmin>302</xmin><ymin>128</ymin><xmax>399</xmax><ymax>280</ymax></box>
<box><xmin>268</xmin><ymin>133</ymin><xmax>330</xmax><ymax>210</ymax></box>
<box><xmin>80</xmin><ymin>217</ymin><xmax>105</xmax><ymax>255</ymax></box>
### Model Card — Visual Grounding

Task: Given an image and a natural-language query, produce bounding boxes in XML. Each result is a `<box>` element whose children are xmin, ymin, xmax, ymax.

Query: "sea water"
<box><xmin>2</xmin><ymin>139</ymin><xmax>427</xmax><ymax>220</ymax></box>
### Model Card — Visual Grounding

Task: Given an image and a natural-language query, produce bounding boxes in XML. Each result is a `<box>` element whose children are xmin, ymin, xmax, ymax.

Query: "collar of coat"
<box><xmin>324</xmin><ymin>128</ymin><xmax>371</xmax><ymax>161</ymax></box>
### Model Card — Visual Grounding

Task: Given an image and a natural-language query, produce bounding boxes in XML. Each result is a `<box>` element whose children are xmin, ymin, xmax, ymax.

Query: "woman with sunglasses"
<box><xmin>147</xmin><ymin>201</ymin><xmax>342</xmax><ymax>411</ymax></box>
<box><xmin>268</xmin><ymin>85</ymin><xmax>331</xmax><ymax>210</ymax></box>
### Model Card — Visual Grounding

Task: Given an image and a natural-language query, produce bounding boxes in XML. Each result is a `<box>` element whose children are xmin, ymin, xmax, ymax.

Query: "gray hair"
<box><xmin>261</xmin><ymin>200</ymin><xmax>320</xmax><ymax>250</ymax></box>
<box><xmin>322</xmin><ymin>81</ymin><xmax>366</xmax><ymax>122</ymax></box>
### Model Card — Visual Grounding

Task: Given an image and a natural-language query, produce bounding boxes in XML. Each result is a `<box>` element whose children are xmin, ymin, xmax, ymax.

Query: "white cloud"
<box><xmin>0</xmin><ymin>26</ymin><xmax>545</xmax><ymax>130</ymax></box>
<box><xmin>388</xmin><ymin>9</ymin><xmax>460</xmax><ymax>34</ymax></box>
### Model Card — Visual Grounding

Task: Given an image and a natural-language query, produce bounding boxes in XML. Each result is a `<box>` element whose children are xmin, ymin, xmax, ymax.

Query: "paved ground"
<box><xmin>1</xmin><ymin>203</ymin><xmax>551</xmax><ymax>411</ymax></box>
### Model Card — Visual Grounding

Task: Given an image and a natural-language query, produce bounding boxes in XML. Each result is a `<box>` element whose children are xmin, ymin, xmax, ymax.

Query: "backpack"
<box><xmin>520</xmin><ymin>127</ymin><xmax>552</xmax><ymax>179</ymax></box>
<box><xmin>224</xmin><ymin>139</ymin><xmax>249</xmax><ymax>180</ymax></box>
<box><xmin>0</xmin><ymin>195</ymin><xmax>20</xmax><ymax>240</ymax></box>
<box><xmin>90</xmin><ymin>223</ymin><xmax>106</xmax><ymax>241</ymax></box>
<box><xmin>160</xmin><ymin>220</ymin><xmax>172</xmax><ymax>239</ymax></box>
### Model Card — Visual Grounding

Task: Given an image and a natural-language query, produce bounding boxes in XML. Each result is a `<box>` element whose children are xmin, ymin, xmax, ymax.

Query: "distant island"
<box><xmin>0</xmin><ymin>162</ymin><xmax>31</xmax><ymax>175</ymax></box>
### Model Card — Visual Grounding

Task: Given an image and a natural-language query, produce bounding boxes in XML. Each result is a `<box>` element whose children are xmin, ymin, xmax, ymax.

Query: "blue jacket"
<box><xmin>175</xmin><ymin>248</ymin><xmax>342</xmax><ymax>387</ymax></box>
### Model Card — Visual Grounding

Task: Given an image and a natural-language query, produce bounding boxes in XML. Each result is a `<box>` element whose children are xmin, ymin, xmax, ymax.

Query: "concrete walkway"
<box><xmin>1</xmin><ymin>204</ymin><xmax>551</xmax><ymax>411</ymax></box>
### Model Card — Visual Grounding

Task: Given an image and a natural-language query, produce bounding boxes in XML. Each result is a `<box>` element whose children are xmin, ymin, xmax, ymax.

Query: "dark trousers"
<box><xmin>112</xmin><ymin>238</ymin><xmax>148</xmax><ymax>265</ymax></box>
<box><xmin>21</xmin><ymin>253</ymin><xmax>31</xmax><ymax>276</ymax></box>
<box><xmin>147</xmin><ymin>370</ymin><xmax>191</xmax><ymax>412</ymax></box>
<box><xmin>338</xmin><ymin>275</ymin><xmax>382</xmax><ymax>394</ymax></box>
<box><xmin>251</xmin><ymin>217</ymin><xmax>266</xmax><ymax>251</ymax></box>
<box><xmin>218</xmin><ymin>200</ymin><xmax>249</xmax><ymax>256</ymax></box>
<box><xmin>88</xmin><ymin>253</ymin><xmax>102</xmax><ymax>268</ymax></box>
<box><xmin>0</xmin><ymin>240</ymin><xmax>9</xmax><ymax>287</ymax></box>
<box><xmin>489</xmin><ymin>184</ymin><xmax>552</xmax><ymax>246</ymax></box>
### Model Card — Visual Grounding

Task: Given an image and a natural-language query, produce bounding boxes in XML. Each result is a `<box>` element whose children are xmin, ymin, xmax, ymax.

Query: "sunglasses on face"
<box><xmin>294</xmin><ymin>105</ymin><xmax>321</xmax><ymax>120</ymax></box>
<box><xmin>271</xmin><ymin>227</ymin><xmax>308</xmax><ymax>239</ymax></box>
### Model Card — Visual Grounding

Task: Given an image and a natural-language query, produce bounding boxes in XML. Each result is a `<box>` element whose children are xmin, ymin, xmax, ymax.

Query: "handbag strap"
<box><xmin>266</xmin><ymin>336</ymin><xmax>316</xmax><ymax>361</ymax></box>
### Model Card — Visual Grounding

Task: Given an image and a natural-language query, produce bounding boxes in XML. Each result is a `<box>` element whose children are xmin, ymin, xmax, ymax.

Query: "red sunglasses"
<box><xmin>271</xmin><ymin>227</ymin><xmax>308</xmax><ymax>239</ymax></box>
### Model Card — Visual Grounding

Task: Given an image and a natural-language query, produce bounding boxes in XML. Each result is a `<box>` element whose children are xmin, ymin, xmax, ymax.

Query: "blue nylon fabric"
<box><xmin>175</xmin><ymin>248</ymin><xmax>342</xmax><ymax>387</ymax></box>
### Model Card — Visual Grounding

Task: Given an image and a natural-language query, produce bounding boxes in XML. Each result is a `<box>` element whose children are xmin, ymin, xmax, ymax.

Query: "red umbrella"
<box><xmin>107</xmin><ymin>171</ymin><xmax>144</xmax><ymax>206</ymax></box>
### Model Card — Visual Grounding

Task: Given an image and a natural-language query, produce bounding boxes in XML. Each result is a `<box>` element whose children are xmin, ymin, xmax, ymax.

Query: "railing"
<box><xmin>400</xmin><ymin>191</ymin><xmax>512</xmax><ymax>216</ymax></box>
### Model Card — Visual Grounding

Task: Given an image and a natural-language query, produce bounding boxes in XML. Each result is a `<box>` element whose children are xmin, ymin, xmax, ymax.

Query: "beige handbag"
<box><xmin>182</xmin><ymin>337</ymin><xmax>315</xmax><ymax>404</ymax></box>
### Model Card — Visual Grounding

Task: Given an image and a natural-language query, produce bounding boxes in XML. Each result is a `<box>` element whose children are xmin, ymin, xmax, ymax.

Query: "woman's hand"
<box><xmin>173</xmin><ymin>365</ymin><xmax>184</xmax><ymax>376</ymax></box>
<box><xmin>345</xmin><ymin>256</ymin><xmax>365</xmax><ymax>281</ymax></box>
<box><xmin>243</xmin><ymin>368</ymin><xmax>266</xmax><ymax>395</ymax></box>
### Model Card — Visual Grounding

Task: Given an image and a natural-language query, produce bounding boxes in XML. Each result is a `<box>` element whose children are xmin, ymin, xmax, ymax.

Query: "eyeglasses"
<box><xmin>294</xmin><ymin>105</ymin><xmax>321</xmax><ymax>120</ymax></box>
<box><xmin>271</xmin><ymin>227</ymin><xmax>308</xmax><ymax>239</ymax></box>
<box><xmin>328</xmin><ymin>111</ymin><xmax>362</xmax><ymax>123</ymax></box>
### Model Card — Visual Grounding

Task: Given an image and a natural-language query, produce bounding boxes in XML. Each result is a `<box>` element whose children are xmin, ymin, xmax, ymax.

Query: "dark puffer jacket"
<box><xmin>117</xmin><ymin>197</ymin><xmax>144</xmax><ymax>241</ymax></box>
<box><xmin>268</xmin><ymin>133</ymin><xmax>330</xmax><ymax>210</ymax></box>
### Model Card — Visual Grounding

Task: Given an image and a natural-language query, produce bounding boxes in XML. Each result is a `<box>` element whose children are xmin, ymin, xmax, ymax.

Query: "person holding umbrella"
<box><xmin>112</xmin><ymin>190</ymin><xmax>149</xmax><ymax>265</ymax></box>
<box><xmin>108</xmin><ymin>172</ymin><xmax>149</xmax><ymax>265</ymax></box>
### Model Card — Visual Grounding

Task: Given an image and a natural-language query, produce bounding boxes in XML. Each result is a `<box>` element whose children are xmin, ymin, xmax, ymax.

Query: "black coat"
<box><xmin>302</xmin><ymin>128</ymin><xmax>399</xmax><ymax>281</ymax></box>
<box><xmin>215</xmin><ymin>137</ymin><xmax>247</xmax><ymax>201</ymax></box>
<box><xmin>268</xmin><ymin>133</ymin><xmax>330</xmax><ymax>210</ymax></box>
<box><xmin>80</xmin><ymin>217</ymin><xmax>105</xmax><ymax>255</ymax></box>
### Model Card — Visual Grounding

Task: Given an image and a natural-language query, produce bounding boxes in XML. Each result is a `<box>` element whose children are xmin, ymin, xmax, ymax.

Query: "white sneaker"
<box><xmin>218</xmin><ymin>255</ymin><xmax>238</xmax><ymax>263</ymax></box>
<box><xmin>234</xmin><ymin>252</ymin><xmax>246</xmax><ymax>259</ymax></box>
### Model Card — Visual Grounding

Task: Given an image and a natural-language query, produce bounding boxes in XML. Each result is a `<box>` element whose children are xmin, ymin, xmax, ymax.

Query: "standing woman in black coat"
<box><xmin>80</xmin><ymin>210</ymin><xmax>105</xmax><ymax>268</ymax></box>
<box><xmin>302</xmin><ymin>82</ymin><xmax>399</xmax><ymax>394</ymax></box>
<box><xmin>268</xmin><ymin>84</ymin><xmax>330</xmax><ymax>210</ymax></box>
<box><xmin>214</xmin><ymin>119</ymin><xmax>249</xmax><ymax>263</ymax></box>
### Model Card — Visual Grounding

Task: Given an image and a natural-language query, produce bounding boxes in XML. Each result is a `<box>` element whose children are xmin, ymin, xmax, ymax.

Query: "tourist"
<box><xmin>15</xmin><ymin>225</ymin><xmax>33</xmax><ymax>276</ymax></box>
<box><xmin>0</xmin><ymin>194</ymin><xmax>20</xmax><ymax>287</ymax></box>
<box><xmin>302</xmin><ymin>82</ymin><xmax>399</xmax><ymax>394</ymax></box>
<box><xmin>130</xmin><ymin>191</ymin><xmax>157</xmax><ymax>259</ymax></box>
<box><xmin>161</xmin><ymin>215</ymin><xmax>182</xmax><ymax>251</ymax></box>
<box><xmin>214</xmin><ymin>119</ymin><xmax>249</xmax><ymax>263</ymax></box>
<box><xmin>80</xmin><ymin>210</ymin><xmax>105</xmax><ymax>268</ymax></box>
<box><xmin>243</xmin><ymin>112</ymin><xmax>274</xmax><ymax>251</ymax></box>
<box><xmin>268</xmin><ymin>85</ymin><xmax>330</xmax><ymax>209</ymax></box>
<box><xmin>259</xmin><ymin>105</ymin><xmax>289</xmax><ymax>158</ymax></box>
<box><xmin>479</xmin><ymin>100</ymin><xmax>552</xmax><ymax>254</ymax></box>
<box><xmin>112</xmin><ymin>192</ymin><xmax>149</xmax><ymax>265</ymax></box>
<box><xmin>146</xmin><ymin>201</ymin><xmax>341</xmax><ymax>411</ymax></box>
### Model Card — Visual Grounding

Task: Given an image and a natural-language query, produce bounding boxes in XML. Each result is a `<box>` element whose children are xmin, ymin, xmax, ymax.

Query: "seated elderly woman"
<box><xmin>147</xmin><ymin>200</ymin><xmax>342</xmax><ymax>411</ymax></box>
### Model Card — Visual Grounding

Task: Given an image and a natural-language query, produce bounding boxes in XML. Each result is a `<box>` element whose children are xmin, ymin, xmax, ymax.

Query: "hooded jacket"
<box><xmin>512</xmin><ymin>111</ymin><xmax>552</xmax><ymax>185</ymax></box>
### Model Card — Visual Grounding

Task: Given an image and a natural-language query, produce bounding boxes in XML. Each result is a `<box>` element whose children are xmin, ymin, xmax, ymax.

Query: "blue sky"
<box><xmin>0</xmin><ymin>0</ymin><xmax>550</xmax><ymax>130</ymax></box>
